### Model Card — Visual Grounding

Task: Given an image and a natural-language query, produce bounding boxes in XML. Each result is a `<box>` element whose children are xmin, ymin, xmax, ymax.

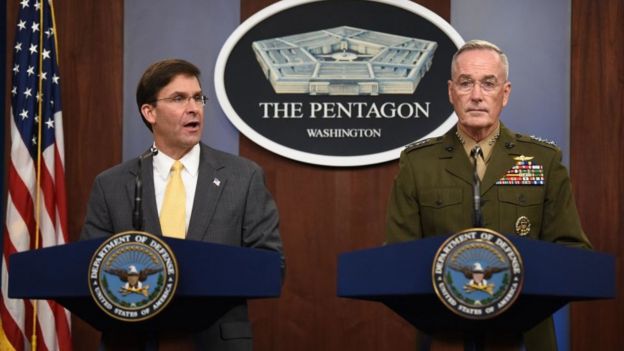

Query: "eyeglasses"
<box><xmin>453</xmin><ymin>78</ymin><xmax>502</xmax><ymax>94</ymax></box>
<box><xmin>152</xmin><ymin>94</ymin><xmax>208</xmax><ymax>106</ymax></box>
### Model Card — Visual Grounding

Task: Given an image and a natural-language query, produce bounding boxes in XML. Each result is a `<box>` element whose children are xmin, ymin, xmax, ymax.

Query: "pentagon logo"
<box><xmin>432</xmin><ymin>228</ymin><xmax>523</xmax><ymax>319</ymax></box>
<box><xmin>88</xmin><ymin>231</ymin><xmax>179</xmax><ymax>322</ymax></box>
<box><xmin>252</xmin><ymin>26</ymin><xmax>437</xmax><ymax>95</ymax></box>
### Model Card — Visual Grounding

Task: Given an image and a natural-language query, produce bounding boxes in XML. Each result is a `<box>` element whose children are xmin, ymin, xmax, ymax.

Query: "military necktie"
<box><xmin>470</xmin><ymin>145</ymin><xmax>484</xmax><ymax>227</ymax></box>
<box><xmin>160</xmin><ymin>160</ymin><xmax>186</xmax><ymax>238</ymax></box>
<box><xmin>473</xmin><ymin>144</ymin><xmax>486</xmax><ymax>180</ymax></box>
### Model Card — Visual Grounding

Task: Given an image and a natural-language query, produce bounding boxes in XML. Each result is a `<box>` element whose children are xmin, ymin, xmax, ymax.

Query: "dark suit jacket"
<box><xmin>81</xmin><ymin>143</ymin><xmax>283</xmax><ymax>350</ymax></box>
<box><xmin>386</xmin><ymin>124</ymin><xmax>591</xmax><ymax>351</ymax></box>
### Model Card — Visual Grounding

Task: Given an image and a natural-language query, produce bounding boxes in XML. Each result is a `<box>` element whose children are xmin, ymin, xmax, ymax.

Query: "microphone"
<box><xmin>470</xmin><ymin>145</ymin><xmax>483</xmax><ymax>227</ymax></box>
<box><xmin>132</xmin><ymin>146</ymin><xmax>158</xmax><ymax>230</ymax></box>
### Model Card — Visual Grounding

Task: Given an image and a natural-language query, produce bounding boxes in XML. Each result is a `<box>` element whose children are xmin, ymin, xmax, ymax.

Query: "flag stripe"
<box><xmin>9</xmin><ymin>118</ymin><xmax>36</xmax><ymax>203</ymax></box>
<box><xmin>5</xmin><ymin>177</ymin><xmax>33</xmax><ymax>252</ymax></box>
<box><xmin>0</xmin><ymin>260</ymin><xmax>23</xmax><ymax>351</ymax></box>
<box><xmin>37</xmin><ymin>300</ymin><xmax>55</xmax><ymax>351</ymax></box>
<box><xmin>53</xmin><ymin>303</ymin><xmax>71</xmax><ymax>350</ymax></box>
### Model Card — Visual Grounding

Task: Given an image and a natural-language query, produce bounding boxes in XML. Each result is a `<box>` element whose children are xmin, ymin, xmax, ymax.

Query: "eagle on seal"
<box><xmin>105</xmin><ymin>265</ymin><xmax>163</xmax><ymax>296</ymax></box>
<box><xmin>449</xmin><ymin>262</ymin><xmax>507</xmax><ymax>295</ymax></box>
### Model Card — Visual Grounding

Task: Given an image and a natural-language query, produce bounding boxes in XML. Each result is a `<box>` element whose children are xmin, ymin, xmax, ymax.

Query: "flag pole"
<box><xmin>30</xmin><ymin>0</ymin><xmax>47</xmax><ymax>348</ymax></box>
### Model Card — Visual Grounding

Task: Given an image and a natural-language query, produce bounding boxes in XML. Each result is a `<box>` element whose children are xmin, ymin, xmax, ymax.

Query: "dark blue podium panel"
<box><xmin>9</xmin><ymin>238</ymin><xmax>282</xmax><ymax>332</ymax></box>
<box><xmin>337</xmin><ymin>234</ymin><xmax>615</xmax><ymax>334</ymax></box>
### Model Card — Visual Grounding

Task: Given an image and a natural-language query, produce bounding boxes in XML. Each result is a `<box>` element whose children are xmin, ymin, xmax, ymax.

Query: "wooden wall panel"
<box><xmin>56</xmin><ymin>1</ymin><xmax>124</xmax><ymax>349</ymax></box>
<box><xmin>570</xmin><ymin>0</ymin><xmax>624</xmax><ymax>349</ymax></box>
<box><xmin>240</xmin><ymin>1</ymin><xmax>449</xmax><ymax>350</ymax></box>
<box><xmin>5</xmin><ymin>1</ymin><xmax>124</xmax><ymax>350</ymax></box>
<box><xmin>57</xmin><ymin>1</ymin><xmax>124</xmax><ymax>349</ymax></box>
<box><xmin>54</xmin><ymin>0</ymin><xmax>124</xmax><ymax>243</ymax></box>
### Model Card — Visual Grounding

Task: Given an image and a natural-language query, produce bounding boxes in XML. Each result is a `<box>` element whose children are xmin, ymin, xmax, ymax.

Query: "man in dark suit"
<box><xmin>386</xmin><ymin>40</ymin><xmax>591</xmax><ymax>350</ymax></box>
<box><xmin>81</xmin><ymin>59</ymin><xmax>283</xmax><ymax>350</ymax></box>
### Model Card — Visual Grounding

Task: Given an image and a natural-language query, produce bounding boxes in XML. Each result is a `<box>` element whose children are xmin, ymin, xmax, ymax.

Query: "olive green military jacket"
<box><xmin>387</xmin><ymin>123</ymin><xmax>590</xmax><ymax>247</ymax></box>
<box><xmin>386</xmin><ymin>123</ymin><xmax>591</xmax><ymax>350</ymax></box>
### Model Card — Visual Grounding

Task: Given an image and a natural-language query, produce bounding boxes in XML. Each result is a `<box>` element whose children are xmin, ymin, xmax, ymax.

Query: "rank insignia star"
<box><xmin>496</xmin><ymin>155</ymin><xmax>545</xmax><ymax>185</ymax></box>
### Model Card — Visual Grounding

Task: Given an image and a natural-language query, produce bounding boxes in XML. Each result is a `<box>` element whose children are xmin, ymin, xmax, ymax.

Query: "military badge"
<box><xmin>515</xmin><ymin>216</ymin><xmax>531</xmax><ymax>236</ymax></box>
<box><xmin>88</xmin><ymin>231</ymin><xmax>179</xmax><ymax>322</ymax></box>
<box><xmin>496</xmin><ymin>155</ymin><xmax>544</xmax><ymax>185</ymax></box>
<box><xmin>432</xmin><ymin>228</ymin><xmax>524</xmax><ymax>319</ymax></box>
<box><xmin>529</xmin><ymin>135</ymin><xmax>557</xmax><ymax>147</ymax></box>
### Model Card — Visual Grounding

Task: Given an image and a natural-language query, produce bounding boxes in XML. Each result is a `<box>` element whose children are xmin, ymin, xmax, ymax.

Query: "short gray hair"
<box><xmin>451</xmin><ymin>39</ymin><xmax>509</xmax><ymax>80</ymax></box>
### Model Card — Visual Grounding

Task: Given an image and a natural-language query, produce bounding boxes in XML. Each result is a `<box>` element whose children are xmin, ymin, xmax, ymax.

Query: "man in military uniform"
<box><xmin>386</xmin><ymin>40</ymin><xmax>591</xmax><ymax>350</ymax></box>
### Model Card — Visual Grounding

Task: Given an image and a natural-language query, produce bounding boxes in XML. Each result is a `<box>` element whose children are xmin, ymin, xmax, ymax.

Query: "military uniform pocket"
<box><xmin>498</xmin><ymin>188</ymin><xmax>544</xmax><ymax>237</ymax></box>
<box><xmin>419</xmin><ymin>188</ymin><xmax>464</xmax><ymax>235</ymax></box>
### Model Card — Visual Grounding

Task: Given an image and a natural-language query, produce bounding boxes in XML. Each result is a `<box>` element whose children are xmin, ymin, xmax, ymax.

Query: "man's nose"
<box><xmin>469</xmin><ymin>83</ymin><xmax>484</xmax><ymax>101</ymax></box>
<box><xmin>186</xmin><ymin>100</ymin><xmax>201</xmax><ymax>113</ymax></box>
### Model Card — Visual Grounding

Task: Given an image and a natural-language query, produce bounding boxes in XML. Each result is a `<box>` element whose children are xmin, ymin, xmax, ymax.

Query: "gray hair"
<box><xmin>451</xmin><ymin>39</ymin><xmax>509</xmax><ymax>80</ymax></box>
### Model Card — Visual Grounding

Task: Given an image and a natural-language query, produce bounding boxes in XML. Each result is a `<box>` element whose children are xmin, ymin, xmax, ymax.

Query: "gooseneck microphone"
<box><xmin>470</xmin><ymin>145</ymin><xmax>483</xmax><ymax>227</ymax></box>
<box><xmin>132</xmin><ymin>146</ymin><xmax>158</xmax><ymax>230</ymax></box>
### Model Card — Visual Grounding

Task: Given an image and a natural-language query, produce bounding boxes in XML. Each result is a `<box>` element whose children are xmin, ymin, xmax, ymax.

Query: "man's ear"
<box><xmin>447</xmin><ymin>80</ymin><xmax>454</xmax><ymax>104</ymax></box>
<box><xmin>141</xmin><ymin>104</ymin><xmax>156</xmax><ymax>124</ymax></box>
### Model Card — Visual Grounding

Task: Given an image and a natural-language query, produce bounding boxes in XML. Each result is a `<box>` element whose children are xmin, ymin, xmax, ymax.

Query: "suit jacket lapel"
<box><xmin>126</xmin><ymin>155</ymin><xmax>161</xmax><ymax>235</ymax></box>
<box><xmin>186</xmin><ymin>145</ymin><xmax>226</xmax><ymax>241</ymax></box>
<box><xmin>141</xmin><ymin>158</ymin><xmax>162</xmax><ymax>236</ymax></box>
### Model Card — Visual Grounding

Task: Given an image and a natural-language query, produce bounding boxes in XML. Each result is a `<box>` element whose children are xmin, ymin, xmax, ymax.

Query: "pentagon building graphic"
<box><xmin>252</xmin><ymin>26</ymin><xmax>438</xmax><ymax>95</ymax></box>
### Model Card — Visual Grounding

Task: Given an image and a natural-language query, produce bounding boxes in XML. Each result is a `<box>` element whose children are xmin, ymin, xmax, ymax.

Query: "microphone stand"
<box><xmin>468</xmin><ymin>145</ymin><xmax>485</xmax><ymax>351</ymax></box>
<box><xmin>133</xmin><ymin>146</ymin><xmax>158</xmax><ymax>230</ymax></box>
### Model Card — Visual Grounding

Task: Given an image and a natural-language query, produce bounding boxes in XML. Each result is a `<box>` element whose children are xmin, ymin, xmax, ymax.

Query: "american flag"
<box><xmin>0</xmin><ymin>0</ymin><xmax>72</xmax><ymax>350</ymax></box>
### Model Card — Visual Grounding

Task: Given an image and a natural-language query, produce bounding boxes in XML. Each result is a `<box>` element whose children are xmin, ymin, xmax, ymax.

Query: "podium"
<box><xmin>8</xmin><ymin>237</ymin><xmax>282</xmax><ymax>332</ymax></box>
<box><xmin>337</xmin><ymin>234</ymin><xmax>615</xmax><ymax>335</ymax></box>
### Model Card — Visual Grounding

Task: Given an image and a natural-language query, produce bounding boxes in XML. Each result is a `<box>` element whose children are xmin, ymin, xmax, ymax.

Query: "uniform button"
<box><xmin>518</xmin><ymin>194</ymin><xmax>526</xmax><ymax>204</ymax></box>
<box><xmin>435</xmin><ymin>200</ymin><xmax>443</xmax><ymax>206</ymax></box>
<box><xmin>505</xmin><ymin>142</ymin><xmax>515</xmax><ymax>149</ymax></box>
<box><xmin>446</xmin><ymin>146</ymin><xmax>454</xmax><ymax>152</ymax></box>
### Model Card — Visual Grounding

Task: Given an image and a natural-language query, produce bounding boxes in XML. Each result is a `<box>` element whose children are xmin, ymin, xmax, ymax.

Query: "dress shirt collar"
<box><xmin>153</xmin><ymin>143</ymin><xmax>200</xmax><ymax>181</ymax></box>
<box><xmin>456</xmin><ymin>123</ymin><xmax>500</xmax><ymax>163</ymax></box>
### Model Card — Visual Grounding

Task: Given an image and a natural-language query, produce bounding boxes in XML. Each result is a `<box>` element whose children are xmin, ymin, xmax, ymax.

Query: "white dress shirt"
<box><xmin>152</xmin><ymin>144</ymin><xmax>200</xmax><ymax>232</ymax></box>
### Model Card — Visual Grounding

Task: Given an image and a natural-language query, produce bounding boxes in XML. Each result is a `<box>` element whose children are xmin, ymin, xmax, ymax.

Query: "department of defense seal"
<box><xmin>88</xmin><ymin>231</ymin><xmax>179</xmax><ymax>322</ymax></box>
<box><xmin>432</xmin><ymin>228</ymin><xmax>524</xmax><ymax>319</ymax></box>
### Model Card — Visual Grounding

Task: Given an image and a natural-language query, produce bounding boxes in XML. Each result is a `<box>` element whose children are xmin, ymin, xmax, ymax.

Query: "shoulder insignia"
<box><xmin>529</xmin><ymin>135</ymin><xmax>558</xmax><ymax>147</ymax></box>
<box><xmin>404</xmin><ymin>136</ymin><xmax>442</xmax><ymax>152</ymax></box>
<box><xmin>515</xmin><ymin>133</ymin><xmax>560</xmax><ymax>150</ymax></box>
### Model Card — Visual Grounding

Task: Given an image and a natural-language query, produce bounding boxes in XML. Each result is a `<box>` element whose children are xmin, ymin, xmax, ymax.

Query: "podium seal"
<box><xmin>432</xmin><ymin>228</ymin><xmax>523</xmax><ymax>319</ymax></box>
<box><xmin>88</xmin><ymin>231</ymin><xmax>179</xmax><ymax>322</ymax></box>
